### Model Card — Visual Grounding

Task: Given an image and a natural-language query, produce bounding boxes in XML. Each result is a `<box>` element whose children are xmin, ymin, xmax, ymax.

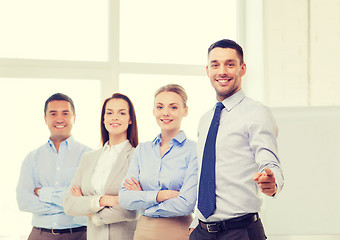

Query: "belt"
<box><xmin>34</xmin><ymin>226</ymin><xmax>87</xmax><ymax>235</ymax></box>
<box><xmin>199</xmin><ymin>213</ymin><xmax>259</xmax><ymax>233</ymax></box>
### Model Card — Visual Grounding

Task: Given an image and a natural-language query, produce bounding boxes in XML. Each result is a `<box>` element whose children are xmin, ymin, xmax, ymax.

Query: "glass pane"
<box><xmin>119</xmin><ymin>74</ymin><xmax>216</xmax><ymax>142</ymax></box>
<box><xmin>120</xmin><ymin>0</ymin><xmax>237</xmax><ymax>65</ymax></box>
<box><xmin>0</xmin><ymin>0</ymin><xmax>108</xmax><ymax>61</ymax></box>
<box><xmin>0</xmin><ymin>78</ymin><xmax>101</xmax><ymax>239</ymax></box>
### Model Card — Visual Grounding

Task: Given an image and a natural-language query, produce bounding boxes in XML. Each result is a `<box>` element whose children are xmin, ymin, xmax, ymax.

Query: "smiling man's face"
<box><xmin>44</xmin><ymin>100</ymin><xmax>75</xmax><ymax>142</ymax></box>
<box><xmin>207</xmin><ymin>47</ymin><xmax>246</xmax><ymax>101</ymax></box>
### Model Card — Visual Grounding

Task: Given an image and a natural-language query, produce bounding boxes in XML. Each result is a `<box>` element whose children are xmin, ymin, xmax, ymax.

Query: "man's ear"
<box><xmin>240</xmin><ymin>63</ymin><xmax>247</xmax><ymax>77</ymax></box>
<box><xmin>206</xmin><ymin>65</ymin><xmax>210</xmax><ymax>77</ymax></box>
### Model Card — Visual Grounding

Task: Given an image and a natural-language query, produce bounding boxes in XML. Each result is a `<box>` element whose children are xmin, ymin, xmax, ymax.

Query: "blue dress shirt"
<box><xmin>119</xmin><ymin>131</ymin><xmax>197</xmax><ymax>218</ymax></box>
<box><xmin>16</xmin><ymin>136</ymin><xmax>91</xmax><ymax>229</ymax></box>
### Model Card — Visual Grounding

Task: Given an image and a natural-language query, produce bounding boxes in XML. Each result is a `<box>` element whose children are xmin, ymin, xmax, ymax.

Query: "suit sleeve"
<box><xmin>91</xmin><ymin>205</ymin><xmax>138</xmax><ymax>226</ymax></box>
<box><xmin>63</xmin><ymin>152</ymin><xmax>101</xmax><ymax>216</ymax></box>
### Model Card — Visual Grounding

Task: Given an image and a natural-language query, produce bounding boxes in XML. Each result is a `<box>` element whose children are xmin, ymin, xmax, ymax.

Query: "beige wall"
<box><xmin>263</xmin><ymin>0</ymin><xmax>340</xmax><ymax>107</ymax></box>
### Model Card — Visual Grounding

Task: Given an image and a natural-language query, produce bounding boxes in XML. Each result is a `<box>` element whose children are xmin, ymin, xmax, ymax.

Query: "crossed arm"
<box><xmin>123</xmin><ymin>177</ymin><xmax>180</xmax><ymax>203</ymax></box>
<box><xmin>71</xmin><ymin>186</ymin><xmax>119</xmax><ymax>209</ymax></box>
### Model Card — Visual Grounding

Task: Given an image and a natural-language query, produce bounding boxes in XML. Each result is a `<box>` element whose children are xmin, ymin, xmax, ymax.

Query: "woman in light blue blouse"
<box><xmin>119</xmin><ymin>84</ymin><xmax>198</xmax><ymax>240</ymax></box>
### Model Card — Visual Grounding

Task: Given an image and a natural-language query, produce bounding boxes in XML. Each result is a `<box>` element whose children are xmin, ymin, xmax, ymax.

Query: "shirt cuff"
<box><xmin>38</xmin><ymin>187</ymin><xmax>53</xmax><ymax>203</ymax></box>
<box><xmin>136</xmin><ymin>190</ymin><xmax>159</xmax><ymax>209</ymax></box>
<box><xmin>143</xmin><ymin>206</ymin><xmax>159</xmax><ymax>218</ymax></box>
<box><xmin>91</xmin><ymin>196</ymin><xmax>104</xmax><ymax>212</ymax></box>
<box><xmin>146</xmin><ymin>191</ymin><xmax>159</xmax><ymax>206</ymax></box>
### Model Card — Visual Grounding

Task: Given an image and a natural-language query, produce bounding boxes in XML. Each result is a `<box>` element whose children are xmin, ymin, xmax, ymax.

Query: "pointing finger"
<box><xmin>264</xmin><ymin>167</ymin><xmax>274</xmax><ymax>176</ymax></box>
<box><xmin>253</xmin><ymin>172</ymin><xmax>262</xmax><ymax>181</ymax></box>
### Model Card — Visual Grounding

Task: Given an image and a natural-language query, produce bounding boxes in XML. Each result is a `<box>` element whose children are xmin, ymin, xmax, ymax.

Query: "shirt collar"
<box><xmin>220</xmin><ymin>89</ymin><xmax>246</xmax><ymax>112</ymax></box>
<box><xmin>48</xmin><ymin>136</ymin><xmax>73</xmax><ymax>151</ymax></box>
<box><xmin>152</xmin><ymin>130</ymin><xmax>187</xmax><ymax>146</ymax></box>
<box><xmin>103</xmin><ymin>139</ymin><xmax>129</xmax><ymax>153</ymax></box>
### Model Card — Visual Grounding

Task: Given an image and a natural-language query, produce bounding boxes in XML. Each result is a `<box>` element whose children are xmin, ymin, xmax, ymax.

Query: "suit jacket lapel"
<box><xmin>104</xmin><ymin>142</ymin><xmax>133</xmax><ymax>193</ymax></box>
<box><xmin>83</xmin><ymin>148</ymin><xmax>104</xmax><ymax>195</ymax></box>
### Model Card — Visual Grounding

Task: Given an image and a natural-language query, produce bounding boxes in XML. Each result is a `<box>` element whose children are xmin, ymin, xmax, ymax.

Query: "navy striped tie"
<box><xmin>198</xmin><ymin>102</ymin><xmax>225</xmax><ymax>219</ymax></box>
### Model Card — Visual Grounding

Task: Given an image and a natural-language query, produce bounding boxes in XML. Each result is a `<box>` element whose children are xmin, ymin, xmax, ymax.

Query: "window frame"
<box><xmin>0</xmin><ymin>1</ymin><xmax>242</xmax><ymax>239</ymax></box>
<box><xmin>0</xmin><ymin>0</ymin><xmax>244</xmax><ymax>103</ymax></box>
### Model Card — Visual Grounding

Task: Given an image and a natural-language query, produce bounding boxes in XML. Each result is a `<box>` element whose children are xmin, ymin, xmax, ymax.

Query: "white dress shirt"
<box><xmin>193</xmin><ymin>90</ymin><xmax>284</xmax><ymax>226</ymax></box>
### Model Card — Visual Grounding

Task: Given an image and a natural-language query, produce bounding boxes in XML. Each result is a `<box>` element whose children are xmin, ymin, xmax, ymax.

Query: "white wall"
<box><xmin>262</xmin><ymin>0</ymin><xmax>340</xmax><ymax>107</ymax></box>
<box><xmin>258</xmin><ymin>0</ymin><xmax>340</xmax><ymax>238</ymax></box>
<box><xmin>263</xmin><ymin>107</ymin><xmax>340</xmax><ymax>238</ymax></box>
<box><xmin>309</xmin><ymin>0</ymin><xmax>340</xmax><ymax>106</ymax></box>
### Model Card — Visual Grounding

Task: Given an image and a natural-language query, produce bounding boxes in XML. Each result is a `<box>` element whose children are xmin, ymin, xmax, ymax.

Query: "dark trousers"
<box><xmin>28</xmin><ymin>227</ymin><xmax>86</xmax><ymax>240</ymax></box>
<box><xmin>189</xmin><ymin>218</ymin><xmax>267</xmax><ymax>240</ymax></box>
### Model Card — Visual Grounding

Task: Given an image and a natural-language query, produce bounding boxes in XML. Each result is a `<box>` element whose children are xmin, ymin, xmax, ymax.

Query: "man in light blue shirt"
<box><xmin>16</xmin><ymin>93</ymin><xmax>90</xmax><ymax>240</ymax></box>
<box><xmin>189</xmin><ymin>39</ymin><xmax>284</xmax><ymax>240</ymax></box>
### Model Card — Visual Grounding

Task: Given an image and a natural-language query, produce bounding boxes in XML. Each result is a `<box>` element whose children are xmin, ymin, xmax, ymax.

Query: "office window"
<box><xmin>0</xmin><ymin>1</ymin><xmax>238</xmax><ymax>238</ymax></box>
<box><xmin>120</xmin><ymin>0</ymin><xmax>237</xmax><ymax>65</ymax></box>
<box><xmin>0</xmin><ymin>79</ymin><xmax>101</xmax><ymax>239</ymax></box>
<box><xmin>119</xmin><ymin>0</ymin><xmax>238</xmax><ymax>141</ymax></box>
<box><xmin>0</xmin><ymin>0</ymin><xmax>108</xmax><ymax>61</ymax></box>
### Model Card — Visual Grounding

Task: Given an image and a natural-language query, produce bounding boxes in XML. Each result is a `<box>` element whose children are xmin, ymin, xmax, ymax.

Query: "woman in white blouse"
<box><xmin>64</xmin><ymin>93</ymin><xmax>139</xmax><ymax>240</ymax></box>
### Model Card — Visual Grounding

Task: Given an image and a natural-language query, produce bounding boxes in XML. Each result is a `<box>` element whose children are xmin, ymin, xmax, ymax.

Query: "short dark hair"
<box><xmin>44</xmin><ymin>93</ymin><xmax>75</xmax><ymax>115</ymax></box>
<box><xmin>208</xmin><ymin>39</ymin><xmax>244</xmax><ymax>64</ymax></box>
<box><xmin>100</xmin><ymin>93</ymin><xmax>139</xmax><ymax>148</ymax></box>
